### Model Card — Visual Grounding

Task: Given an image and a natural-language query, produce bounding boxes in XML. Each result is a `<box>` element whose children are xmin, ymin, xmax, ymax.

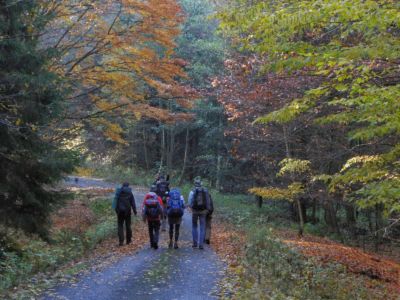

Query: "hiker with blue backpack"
<box><xmin>166</xmin><ymin>188</ymin><xmax>185</xmax><ymax>249</ymax></box>
<box><xmin>112</xmin><ymin>182</ymin><xmax>137</xmax><ymax>246</ymax></box>
<box><xmin>188</xmin><ymin>177</ymin><xmax>211</xmax><ymax>250</ymax></box>
<box><xmin>142</xmin><ymin>190</ymin><xmax>164</xmax><ymax>249</ymax></box>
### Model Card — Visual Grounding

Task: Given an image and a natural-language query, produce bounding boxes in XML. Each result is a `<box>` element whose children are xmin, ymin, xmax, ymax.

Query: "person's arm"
<box><xmin>188</xmin><ymin>190</ymin><xmax>194</xmax><ymax>207</ymax></box>
<box><xmin>181</xmin><ymin>197</ymin><xmax>185</xmax><ymax>210</ymax></box>
<box><xmin>130</xmin><ymin>193</ymin><xmax>137</xmax><ymax>215</ymax></box>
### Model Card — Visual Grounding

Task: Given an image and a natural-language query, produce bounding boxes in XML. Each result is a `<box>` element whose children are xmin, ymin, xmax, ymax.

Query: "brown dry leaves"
<box><xmin>92</xmin><ymin>217</ymin><xmax>148</xmax><ymax>258</ymax></box>
<box><xmin>210</xmin><ymin>220</ymin><xmax>245</xmax><ymax>267</ymax></box>
<box><xmin>277</xmin><ymin>229</ymin><xmax>400</xmax><ymax>295</ymax></box>
<box><xmin>52</xmin><ymin>200</ymin><xmax>94</xmax><ymax>233</ymax></box>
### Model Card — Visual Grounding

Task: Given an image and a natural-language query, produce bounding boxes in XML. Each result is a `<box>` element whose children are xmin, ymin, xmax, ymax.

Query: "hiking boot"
<box><xmin>205</xmin><ymin>239</ymin><xmax>210</xmax><ymax>245</ymax></box>
<box><xmin>192</xmin><ymin>243</ymin><xmax>197</xmax><ymax>248</ymax></box>
<box><xmin>154</xmin><ymin>243</ymin><xmax>158</xmax><ymax>250</ymax></box>
<box><xmin>174</xmin><ymin>242</ymin><xmax>179</xmax><ymax>249</ymax></box>
<box><xmin>127</xmin><ymin>240</ymin><xmax>132</xmax><ymax>245</ymax></box>
<box><xmin>168</xmin><ymin>240</ymin><xmax>173</xmax><ymax>249</ymax></box>
<box><xmin>119</xmin><ymin>242</ymin><xmax>124</xmax><ymax>247</ymax></box>
<box><xmin>199</xmin><ymin>245</ymin><xmax>204</xmax><ymax>250</ymax></box>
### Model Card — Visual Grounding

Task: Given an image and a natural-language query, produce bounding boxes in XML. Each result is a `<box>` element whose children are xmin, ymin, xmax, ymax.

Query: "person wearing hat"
<box><xmin>188</xmin><ymin>177</ymin><xmax>211</xmax><ymax>249</ymax></box>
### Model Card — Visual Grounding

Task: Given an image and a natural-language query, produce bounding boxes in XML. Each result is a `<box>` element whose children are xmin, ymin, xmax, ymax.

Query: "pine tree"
<box><xmin>0</xmin><ymin>1</ymin><xmax>77</xmax><ymax>237</ymax></box>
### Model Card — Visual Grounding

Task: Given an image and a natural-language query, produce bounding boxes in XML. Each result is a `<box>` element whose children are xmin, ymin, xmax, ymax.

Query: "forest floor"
<box><xmin>39</xmin><ymin>177</ymin><xmax>225</xmax><ymax>300</ymax></box>
<box><xmin>211</xmin><ymin>218</ymin><xmax>400</xmax><ymax>298</ymax></box>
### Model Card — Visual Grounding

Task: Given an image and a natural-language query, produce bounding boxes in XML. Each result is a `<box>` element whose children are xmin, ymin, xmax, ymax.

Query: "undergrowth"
<box><xmin>211</xmin><ymin>191</ymin><xmax>385</xmax><ymax>299</ymax></box>
<box><xmin>0</xmin><ymin>195</ymin><xmax>122</xmax><ymax>295</ymax></box>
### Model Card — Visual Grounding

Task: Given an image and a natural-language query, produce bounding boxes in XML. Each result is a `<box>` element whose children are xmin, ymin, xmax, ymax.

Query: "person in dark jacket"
<box><xmin>113</xmin><ymin>182</ymin><xmax>137</xmax><ymax>246</ymax></box>
<box><xmin>156</xmin><ymin>175</ymin><xmax>170</xmax><ymax>231</ymax></box>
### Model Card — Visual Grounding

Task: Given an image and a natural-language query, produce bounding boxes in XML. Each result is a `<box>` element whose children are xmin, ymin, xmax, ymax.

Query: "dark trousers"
<box><xmin>169</xmin><ymin>223</ymin><xmax>181</xmax><ymax>241</ymax></box>
<box><xmin>117</xmin><ymin>213</ymin><xmax>132</xmax><ymax>244</ymax></box>
<box><xmin>148</xmin><ymin>220</ymin><xmax>160</xmax><ymax>247</ymax></box>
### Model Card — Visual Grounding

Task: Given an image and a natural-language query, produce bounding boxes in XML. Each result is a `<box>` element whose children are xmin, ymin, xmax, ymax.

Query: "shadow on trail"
<box><xmin>43</xmin><ymin>178</ymin><xmax>224</xmax><ymax>300</ymax></box>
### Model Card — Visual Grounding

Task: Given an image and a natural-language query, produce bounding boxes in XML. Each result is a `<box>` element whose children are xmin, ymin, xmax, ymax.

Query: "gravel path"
<box><xmin>43</xmin><ymin>177</ymin><xmax>224</xmax><ymax>300</ymax></box>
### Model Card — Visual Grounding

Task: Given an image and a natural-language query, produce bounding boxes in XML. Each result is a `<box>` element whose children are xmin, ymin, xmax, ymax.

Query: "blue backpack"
<box><xmin>167</xmin><ymin>189</ymin><xmax>184</xmax><ymax>218</ymax></box>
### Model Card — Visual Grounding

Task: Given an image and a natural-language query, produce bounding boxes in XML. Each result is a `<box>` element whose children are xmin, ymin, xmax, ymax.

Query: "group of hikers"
<box><xmin>112</xmin><ymin>175</ymin><xmax>214</xmax><ymax>250</ymax></box>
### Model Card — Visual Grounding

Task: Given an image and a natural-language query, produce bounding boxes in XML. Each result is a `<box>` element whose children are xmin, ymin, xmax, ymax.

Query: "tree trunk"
<box><xmin>256</xmin><ymin>195</ymin><xmax>263</xmax><ymax>208</ymax></box>
<box><xmin>166</xmin><ymin>126</ymin><xmax>175</xmax><ymax>172</ymax></box>
<box><xmin>216</xmin><ymin>154</ymin><xmax>222</xmax><ymax>190</ymax></box>
<box><xmin>345</xmin><ymin>203</ymin><xmax>356</xmax><ymax>227</ymax></box>
<box><xmin>142</xmin><ymin>128</ymin><xmax>149</xmax><ymax>170</ymax></box>
<box><xmin>324</xmin><ymin>197</ymin><xmax>340</xmax><ymax>235</ymax></box>
<box><xmin>311</xmin><ymin>198</ymin><xmax>317</xmax><ymax>224</ymax></box>
<box><xmin>295</xmin><ymin>198</ymin><xmax>304</xmax><ymax>236</ymax></box>
<box><xmin>158</xmin><ymin>125</ymin><xmax>165</xmax><ymax>174</ymax></box>
<box><xmin>178</xmin><ymin>127</ymin><xmax>189</xmax><ymax>185</ymax></box>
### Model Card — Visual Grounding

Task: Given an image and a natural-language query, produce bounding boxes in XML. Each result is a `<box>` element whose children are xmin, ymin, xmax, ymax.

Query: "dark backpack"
<box><xmin>157</xmin><ymin>180</ymin><xmax>169</xmax><ymax>195</ymax></box>
<box><xmin>117</xmin><ymin>191</ymin><xmax>132</xmax><ymax>215</ymax></box>
<box><xmin>144</xmin><ymin>194</ymin><xmax>162</xmax><ymax>220</ymax></box>
<box><xmin>192</xmin><ymin>187</ymin><xmax>209</xmax><ymax>210</ymax></box>
<box><xmin>167</xmin><ymin>189</ymin><xmax>184</xmax><ymax>218</ymax></box>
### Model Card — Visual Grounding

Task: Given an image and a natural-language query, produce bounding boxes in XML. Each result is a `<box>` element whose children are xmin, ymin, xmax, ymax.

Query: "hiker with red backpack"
<box><xmin>142</xmin><ymin>190</ymin><xmax>164</xmax><ymax>249</ymax></box>
<box><xmin>166</xmin><ymin>188</ymin><xmax>185</xmax><ymax>249</ymax></box>
<box><xmin>112</xmin><ymin>182</ymin><xmax>137</xmax><ymax>246</ymax></box>
<box><xmin>188</xmin><ymin>177</ymin><xmax>211</xmax><ymax>250</ymax></box>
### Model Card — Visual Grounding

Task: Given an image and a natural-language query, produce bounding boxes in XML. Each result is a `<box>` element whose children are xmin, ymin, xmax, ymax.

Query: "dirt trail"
<box><xmin>42</xmin><ymin>177</ymin><xmax>224</xmax><ymax>300</ymax></box>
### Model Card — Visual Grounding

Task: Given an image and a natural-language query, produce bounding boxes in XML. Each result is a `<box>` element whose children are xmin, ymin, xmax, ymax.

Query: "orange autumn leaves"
<box><xmin>45</xmin><ymin>0</ymin><xmax>193</xmax><ymax>142</ymax></box>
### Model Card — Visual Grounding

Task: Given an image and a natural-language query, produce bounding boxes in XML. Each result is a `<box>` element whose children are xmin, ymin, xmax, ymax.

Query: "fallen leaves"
<box><xmin>277</xmin><ymin>229</ymin><xmax>400</xmax><ymax>295</ymax></box>
<box><xmin>52</xmin><ymin>200</ymin><xmax>95</xmax><ymax>233</ymax></box>
<box><xmin>210</xmin><ymin>220</ymin><xmax>246</xmax><ymax>267</ymax></box>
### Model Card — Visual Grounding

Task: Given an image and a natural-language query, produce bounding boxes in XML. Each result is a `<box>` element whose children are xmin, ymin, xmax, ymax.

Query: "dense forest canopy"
<box><xmin>0</xmin><ymin>0</ymin><xmax>399</xmax><ymax>255</ymax></box>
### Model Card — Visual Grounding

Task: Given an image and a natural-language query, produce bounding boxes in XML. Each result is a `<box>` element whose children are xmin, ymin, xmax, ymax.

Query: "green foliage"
<box><xmin>0</xmin><ymin>196</ymin><xmax>118</xmax><ymax>294</ymax></box>
<box><xmin>0</xmin><ymin>1</ymin><xmax>78</xmax><ymax>236</ymax></box>
<box><xmin>177</xmin><ymin>0</ymin><xmax>226</xmax><ymax>87</ymax></box>
<box><xmin>249</xmin><ymin>183</ymin><xmax>304</xmax><ymax>202</ymax></box>
<box><xmin>277</xmin><ymin>158</ymin><xmax>312</xmax><ymax>177</ymax></box>
<box><xmin>219</xmin><ymin>0</ymin><xmax>400</xmax><ymax>214</ymax></box>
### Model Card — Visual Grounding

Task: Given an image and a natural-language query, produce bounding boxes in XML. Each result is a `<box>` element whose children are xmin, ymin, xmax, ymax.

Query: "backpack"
<box><xmin>157</xmin><ymin>180</ymin><xmax>169</xmax><ymax>196</ymax></box>
<box><xmin>167</xmin><ymin>189</ymin><xmax>184</xmax><ymax>218</ymax></box>
<box><xmin>117</xmin><ymin>191</ymin><xmax>132</xmax><ymax>215</ymax></box>
<box><xmin>192</xmin><ymin>187</ymin><xmax>209</xmax><ymax>211</ymax></box>
<box><xmin>144</xmin><ymin>193</ymin><xmax>162</xmax><ymax>220</ymax></box>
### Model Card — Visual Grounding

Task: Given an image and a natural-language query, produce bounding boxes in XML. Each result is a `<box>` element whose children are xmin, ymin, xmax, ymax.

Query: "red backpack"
<box><xmin>144</xmin><ymin>193</ymin><xmax>162</xmax><ymax>220</ymax></box>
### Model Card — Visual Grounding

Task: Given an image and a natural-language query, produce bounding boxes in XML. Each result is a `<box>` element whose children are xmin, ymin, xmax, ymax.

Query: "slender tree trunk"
<box><xmin>256</xmin><ymin>195</ymin><xmax>263</xmax><ymax>209</ymax></box>
<box><xmin>216</xmin><ymin>154</ymin><xmax>222</xmax><ymax>190</ymax></box>
<box><xmin>142</xmin><ymin>128</ymin><xmax>149</xmax><ymax>170</ymax></box>
<box><xmin>295</xmin><ymin>198</ymin><xmax>304</xmax><ymax>236</ymax></box>
<box><xmin>158</xmin><ymin>125</ymin><xmax>165</xmax><ymax>174</ymax></box>
<box><xmin>324</xmin><ymin>196</ymin><xmax>340</xmax><ymax>235</ymax></box>
<box><xmin>166</xmin><ymin>126</ymin><xmax>175</xmax><ymax>172</ymax></box>
<box><xmin>179</xmin><ymin>127</ymin><xmax>189</xmax><ymax>184</ymax></box>
<box><xmin>311</xmin><ymin>198</ymin><xmax>317</xmax><ymax>224</ymax></box>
